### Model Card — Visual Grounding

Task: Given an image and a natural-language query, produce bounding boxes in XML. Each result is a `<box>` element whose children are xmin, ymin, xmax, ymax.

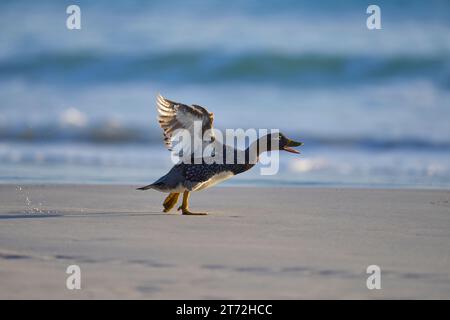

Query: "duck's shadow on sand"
<box><xmin>0</xmin><ymin>212</ymin><xmax>162</xmax><ymax>219</ymax></box>
<box><xmin>0</xmin><ymin>211</ymin><xmax>239</xmax><ymax>219</ymax></box>
<box><xmin>0</xmin><ymin>213</ymin><xmax>62</xmax><ymax>219</ymax></box>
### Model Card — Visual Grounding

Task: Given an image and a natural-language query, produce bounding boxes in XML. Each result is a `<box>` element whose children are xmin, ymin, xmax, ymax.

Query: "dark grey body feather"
<box><xmin>137</xmin><ymin>145</ymin><xmax>255</xmax><ymax>192</ymax></box>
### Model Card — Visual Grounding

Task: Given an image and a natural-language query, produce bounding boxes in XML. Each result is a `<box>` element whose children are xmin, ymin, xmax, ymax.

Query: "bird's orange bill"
<box><xmin>283</xmin><ymin>139</ymin><xmax>303</xmax><ymax>154</ymax></box>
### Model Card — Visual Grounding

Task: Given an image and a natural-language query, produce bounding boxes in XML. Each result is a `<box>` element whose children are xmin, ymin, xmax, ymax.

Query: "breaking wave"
<box><xmin>1</xmin><ymin>51</ymin><xmax>449</xmax><ymax>86</ymax></box>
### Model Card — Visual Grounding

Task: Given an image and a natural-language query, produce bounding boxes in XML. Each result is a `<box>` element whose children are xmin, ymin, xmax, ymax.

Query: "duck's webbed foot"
<box><xmin>162</xmin><ymin>192</ymin><xmax>180</xmax><ymax>212</ymax></box>
<box><xmin>177</xmin><ymin>207</ymin><xmax>208</xmax><ymax>215</ymax></box>
<box><xmin>177</xmin><ymin>191</ymin><xmax>208</xmax><ymax>215</ymax></box>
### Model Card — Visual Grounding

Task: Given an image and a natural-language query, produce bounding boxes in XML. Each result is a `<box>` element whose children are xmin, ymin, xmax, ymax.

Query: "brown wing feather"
<box><xmin>156</xmin><ymin>94</ymin><xmax>214</xmax><ymax>151</ymax></box>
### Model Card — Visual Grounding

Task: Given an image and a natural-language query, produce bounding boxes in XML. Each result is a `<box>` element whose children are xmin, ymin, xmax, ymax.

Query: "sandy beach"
<box><xmin>0</xmin><ymin>184</ymin><xmax>449</xmax><ymax>299</ymax></box>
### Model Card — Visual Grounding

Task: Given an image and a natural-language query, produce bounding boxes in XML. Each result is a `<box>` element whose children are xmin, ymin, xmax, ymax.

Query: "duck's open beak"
<box><xmin>283</xmin><ymin>139</ymin><xmax>303</xmax><ymax>154</ymax></box>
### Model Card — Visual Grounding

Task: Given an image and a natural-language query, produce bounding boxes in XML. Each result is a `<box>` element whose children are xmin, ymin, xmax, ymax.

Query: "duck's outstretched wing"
<box><xmin>156</xmin><ymin>94</ymin><xmax>215</xmax><ymax>155</ymax></box>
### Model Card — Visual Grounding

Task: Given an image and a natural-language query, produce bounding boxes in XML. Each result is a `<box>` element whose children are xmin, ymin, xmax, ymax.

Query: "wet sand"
<box><xmin>0</xmin><ymin>184</ymin><xmax>449</xmax><ymax>299</ymax></box>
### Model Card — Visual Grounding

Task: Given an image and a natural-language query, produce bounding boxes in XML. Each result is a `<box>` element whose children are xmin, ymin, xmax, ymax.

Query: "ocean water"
<box><xmin>1</xmin><ymin>0</ymin><xmax>450</xmax><ymax>188</ymax></box>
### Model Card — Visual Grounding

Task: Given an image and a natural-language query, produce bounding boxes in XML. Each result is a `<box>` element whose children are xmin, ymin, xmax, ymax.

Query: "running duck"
<box><xmin>137</xmin><ymin>94</ymin><xmax>303</xmax><ymax>215</ymax></box>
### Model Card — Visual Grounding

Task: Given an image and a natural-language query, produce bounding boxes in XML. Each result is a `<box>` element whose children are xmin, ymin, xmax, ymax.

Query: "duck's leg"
<box><xmin>162</xmin><ymin>192</ymin><xmax>180</xmax><ymax>212</ymax></box>
<box><xmin>178</xmin><ymin>191</ymin><xmax>207</xmax><ymax>215</ymax></box>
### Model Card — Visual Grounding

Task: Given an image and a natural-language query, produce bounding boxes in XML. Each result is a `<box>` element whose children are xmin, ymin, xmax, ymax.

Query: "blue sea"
<box><xmin>1</xmin><ymin>0</ymin><xmax>450</xmax><ymax>188</ymax></box>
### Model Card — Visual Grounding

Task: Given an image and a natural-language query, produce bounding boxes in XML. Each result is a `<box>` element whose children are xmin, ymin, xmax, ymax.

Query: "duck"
<box><xmin>137</xmin><ymin>94</ymin><xmax>303</xmax><ymax>215</ymax></box>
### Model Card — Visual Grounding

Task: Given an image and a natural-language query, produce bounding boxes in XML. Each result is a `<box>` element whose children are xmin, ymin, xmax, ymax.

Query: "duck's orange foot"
<box><xmin>177</xmin><ymin>206</ymin><xmax>208</xmax><ymax>215</ymax></box>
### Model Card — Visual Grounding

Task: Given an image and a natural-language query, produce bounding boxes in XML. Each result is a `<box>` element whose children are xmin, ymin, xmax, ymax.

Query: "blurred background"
<box><xmin>1</xmin><ymin>0</ymin><xmax>449</xmax><ymax>188</ymax></box>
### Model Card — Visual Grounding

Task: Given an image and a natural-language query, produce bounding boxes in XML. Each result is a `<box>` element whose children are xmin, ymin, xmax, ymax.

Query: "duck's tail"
<box><xmin>137</xmin><ymin>181</ymin><xmax>165</xmax><ymax>191</ymax></box>
<box><xmin>136</xmin><ymin>184</ymin><xmax>154</xmax><ymax>191</ymax></box>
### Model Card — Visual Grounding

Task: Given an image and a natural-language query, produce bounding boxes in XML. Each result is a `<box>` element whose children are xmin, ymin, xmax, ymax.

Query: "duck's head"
<box><xmin>265</xmin><ymin>132</ymin><xmax>303</xmax><ymax>154</ymax></box>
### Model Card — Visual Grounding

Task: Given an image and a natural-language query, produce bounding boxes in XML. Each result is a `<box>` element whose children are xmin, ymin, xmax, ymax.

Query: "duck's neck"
<box><xmin>230</xmin><ymin>137</ymin><xmax>269</xmax><ymax>175</ymax></box>
<box><xmin>245</xmin><ymin>137</ymin><xmax>269</xmax><ymax>164</ymax></box>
